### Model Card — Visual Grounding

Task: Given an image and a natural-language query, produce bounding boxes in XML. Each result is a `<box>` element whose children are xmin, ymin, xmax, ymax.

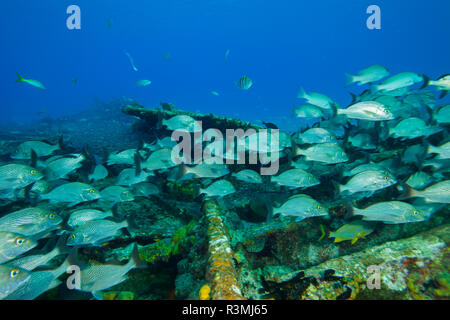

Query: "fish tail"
<box><xmin>129</xmin><ymin>243</ymin><xmax>147</xmax><ymax>269</ymax></box>
<box><xmin>57</xmin><ymin>135</ymin><xmax>65</xmax><ymax>150</ymax></box>
<box><xmin>370</xmin><ymin>84</ymin><xmax>380</xmax><ymax>93</ymax></box>
<box><xmin>193</xmin><ymin>184</ymin><xmax>203</xmax><ymax>198</ymax></box>
<box><xmin>439</xmin><ymin>90</ymin><xmax>449</xmax><ymax>99</ymax></box>
<box><xmin>344</xmin><ymin>73</ymin><xmax>355</xmax><ymax>87</ymax></box>
<box><xmin>343</xmin><ymin>201</ymin><xmax>357</xmax><ymax>217</ymax></box>
<box><xmin>156</xmin><ymin>110</ymin><xmax>163</xmax><ymax>130</ymax></box>
<box><xmin>397</xmin><ymin>183</ymin><xmax>419</xmax><ymax>200</ymax></box>
<box><xmin>420</xmin><ymin>74</ymin><xmax>430</xmax><ymax>89</ymax></box>
<box><xmin>53</xmin><ymin>234</ymin><xmax>71</xmax><ymax>256</ymax></box>
<box><xmin>297</xmin><ymin>86</ymin><xmax>306</xmax><ymax>99</ymax></box>
<box><xmin>125</xmin><ymin>214</ymin><xmax>139</xmax><ymax>233</ymax></box>
<box><xmin>319</xmin><ymin>224</ymin><xmax>327</xmax><ymax>241</ymax></box>
<box><xmin>16</xmin><ymin>72</ymin><xmax>24</xmax><ymax>82</ymax></box>
<box><xmin>349</xmin><ymin>92</ymin><xmax>358</xmax><ymax>103</ymax></box>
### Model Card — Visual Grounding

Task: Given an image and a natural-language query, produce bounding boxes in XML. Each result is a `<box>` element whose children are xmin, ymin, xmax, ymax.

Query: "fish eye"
<box><xmin>48</xmin><ymin>213</ymin><xmax>56</xmax><ymax>219</ymax></box>
<box><xmin>384</xmin><ymin>176</ymin><xmax>389</xmax><ymax>181</ymax></box>
<box><xmin>413</xmin><ymin>210</ymin><xmax>420</xmax><ymax>216</ymax></box>
<box><xmin>317</xmin><ymin>205</ymin><xmax>322</xmax><ymax>210</ymax></box>
<box><xmin>10</xmin><ymin>269</ymin><xmax>20</xmax><ymax>278</ymax></box>
<box><xmin>30</xmin><ymin>169</ymin><xmax>37</xmax><ymax>175</ymax></box>
<box><xmin>15</xmin><ymin>238</ymin><xmax>25</xmax><ymax>245</ymax></box>
<box><xmin>70</xmin><ymin>234</ymin><xmax>76</xmax><ymax>240</ymax></box>
<box><xmin>88</xmin><ymin>189</ymin><xmax>95</xmax><ymax>194</ymax></box>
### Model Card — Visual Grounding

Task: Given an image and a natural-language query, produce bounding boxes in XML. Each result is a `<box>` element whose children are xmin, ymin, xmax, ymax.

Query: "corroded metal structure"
<box><xmin>202</xmin><ymin>199</ymin><xmax>245</xmax><ymax>300</ymax></box>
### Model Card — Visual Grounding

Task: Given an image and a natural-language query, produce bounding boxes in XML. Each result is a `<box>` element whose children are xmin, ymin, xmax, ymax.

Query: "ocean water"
<box><xmin>0</xmin><ymin>0</ymin><xmax>449</xmax><ymax>301</ymax></box>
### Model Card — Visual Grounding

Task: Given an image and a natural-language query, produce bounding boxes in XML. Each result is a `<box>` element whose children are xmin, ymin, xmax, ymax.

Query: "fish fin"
<box><xmin>137</xmin><ymin>139</ymin><xmax>144</xmax><ymax>151</ymax></box>
<box><xmin>30</xmin><ymin>149</ymin><xmax>38</xmax><ymax>168</ymax></box>
<box><xmin>334</xmin><ymin>237</ymin><xmax>344</xmax><ymax>243</ymax></box>
<box><xmin>351</xmin><ymin>238</ymin><xmax>358</xmax><ymax>245</ymax></box>
<box><xmin>343</xmin><ymin>201</ymin><xmax>356</xmax><ymax>218</ymax></box>
<box><xmin>330</xmin><ymin>102</ymin><xmax>339</xmax><ymax>118</ymax></box>
<box><xmin>53</xmin><ymin>234</ymin><xmax>71</xmax><ymax>256</ymax></box>
<box><xmin>420</xmin><ymin>74</ymin><xmax>430</xmax><ymax>89</ymax></box>
<box><xmin>66</xmin><ymin>247</ymin><xmax>85</xmax><ymax>269</ymax></box>
<box><xmin>92</xmin><ymin>292</ymin><xmax>104</xmax><ymax>300</ymax></box>
<box><xmin>129</xmin><ymin>243</ymin><xmax>147</xmax><ymax>269</ymax></box>
<box><xmin>156</xmin><ymin>110</ymin><xmax>163</xmax><ymax>130</ymax></box>
<box><xmin>344</xmin><ymin>73</ymin><xmax>355</xmax><ymax>87</ymax></box>
<box><xmin>349</xmin><ymin>92</ymin><xmax>358</xmax><ymax>104</ymax></box>
<box><xmin>102</xmin><ymin>148</ymin><xmax>110</xmax><ymax>165</ymax></box>
<box><xmin>16</xmin><ymin>72</ymin><xmax>24</xmax><ymax>82</ymax></box>
<box><xmin>319</xmin><ymin>224</ymin><xmax>326</xmax><ymax>242</ymax></box>
<box><xmin>58</xmin><ymin>136</ymin><xmax>65</xmax><ymax>150</ymax></box>
<box><xmin>134</xmin><ymin>152</ymin><xmax>142</xmax><ymax>176</ymax></box>
<box><xmin>125</xmin><ymin>214</ymin><xmax>139</xmax><ymax>233</ymax></box>
<box><xmin>397</xmin><ymin>183</ymin><xmax>418</xmax><ymax>200</ymax></box>
<box><xmin>297</xmin><ymin>86</ymin><xmax>306</xmax><ymax>99</ymax></box>
<box><xmin>24</xmin><ymin>183</ymin><xmax>38</xmax><ymax>206</ymax></box>
<box><xmin>439</xmin><ymin>91</ymin><xmax>448</xmax><ymax>99</ymax></box>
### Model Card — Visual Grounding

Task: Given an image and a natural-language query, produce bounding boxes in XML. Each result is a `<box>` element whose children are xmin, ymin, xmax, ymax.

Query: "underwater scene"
<box><xmin>0</xmin><ymin>0</ymin><xmax>450</xmax><ymax>302</ymax></box>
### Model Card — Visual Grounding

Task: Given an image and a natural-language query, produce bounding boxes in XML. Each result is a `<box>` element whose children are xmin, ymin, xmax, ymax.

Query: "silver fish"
<box><xmin>132</xmin><ymin>182</ymin><xmax>160</xmax><ymax>197</ymax></box>
<box><xmin>0</xmin><ymin>264</ymin><xmax>31</xmax><ymax>300</ymax></box>
<box><xmin>67</xmin><ymin>219</ymin><xmax>132</xmax><ymax>247</ymax></box>
<box><xmin>231</xmin><ymin>169</ymin><xmax>263</xmax><ymax>184</ymax></box>
<box><xmin>199</xmin><ymin>179</ymin><xmax>236</xmax><ymax>198</ymax></box>
<box><xmin>336</xmin><ymin>101</ymin><xmax>394</xmax><ymax>121</ymax></box>
<box><xmin>272</xmin><ymin>194</ymin><xmax>328</xmax><ymax>221</ymax></box>
<box><xmin>11</xmin><ymin>140</ymin><xmax>60</xmax><ymax>160</ymax></box>
<box><xmin>41</xmin><ymin>182</ymin><xmax>100</xmax><ymax>207</ymax></box>
<box><xmin>345</xmin><ymin>65</ymin><xmax>389</xmax><ymax>86</ymax></box>
<box><xmin>88</xmin><ymin>164</ymin><xmax>109</xmax><ymax>182</ymax></box>
<box><xmin>162</xmin><ymin>115</ymin><xmax>200</xmax><ymax>132</ymax></box>
<box><xmin>293</xmin><ymin>104</ymin><xmax>324</xmax><ymax>118</ymax></box>
<box><xmin>0</xmin><ymin>164</ymin><xmax>43</xmax><ymax>199</ymax></box>
<box><xmin>116</xmin><ymin>168</ymin><xmax>154</xmax><ymax>186</ymax></box>
<box><xmin>68</xmin><ymin>244</ymin><xmax>145</xmax><ymax>295</ymax></box>
<box><xmin>67</xmin><ymin>209</ymin><xmax>114</xmax><ymax>228</ymax></box>
<box><xmin>10</xmin><ymin>237</ymin><xmax>68</xmax><ymax>271</ymax></box>
<box><xmin>294</xmin><ymin>128</ymin><xmax>337</xmax><ymax>144</ymax></box>
<box><xmin>339</xmin><ymin>170</ymin><xmax>397</xmax><ymax>195</ymax></box>
<box><xmin>0</xmin><ymin>232</ymin><xmax>37</xmax><ymax>264</ymax></box>
<box><xmin>427</xmin><ymin>142</ymin><xmax>450</xmax><ymax>160</ymax></box>
<box><xmin>295</xmin><ymin>143</ymin><xmax>348</xmax><ymax>164</ymax></box>
<box><xmin>100</xmin><ymin>186</ymin><xmax>134</xmax><ymax>203</ymax></box>
<box><xmin>5</xmin><ymin>258</ymin><xmax>70</xmax><ymax>300</ymax></box>
<box><xmin>402</xmin><ymin>180</ymin><xmax>450</xmax><ymax>204</ymax></box>
<box><xmin>372</xmin><ymin>72</ymin><xmax>424</xmax><ymax>92</ymax></box>
<box><xmin>0</xmin><ymin>208</ymin><xmax>62</xmax><ymax>237</ymax></box>
<box><xmin>351</xmin><ymin>201</ymin><xmax>426</xmax><ymax>224</ymax></box>
<box><xmin>271</xmin><ymin>169</ymin><xmax>319</xmax><ymax>189</ymax></box>
<box><xmin>297</xmin><ymin>87</ymin><xmax>334</xmax><ymax>110</ymax></box>
<box><xmin>44</xmin><ymin>154</ymin><xmax>85</xmax><ymax>181</ymax></box>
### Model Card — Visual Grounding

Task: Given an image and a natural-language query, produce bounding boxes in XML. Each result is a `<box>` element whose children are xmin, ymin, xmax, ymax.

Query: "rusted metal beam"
<box><xmin>202</xmin><ymin>199</ymin><xmax>245</xmax><ymax>300</ymax></box>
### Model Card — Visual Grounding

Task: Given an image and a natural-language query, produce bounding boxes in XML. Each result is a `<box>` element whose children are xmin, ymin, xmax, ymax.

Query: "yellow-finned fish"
<box><xmin>329</xmin><ymin>221</ymin><xmax>373</xmax><ymax>244</ymax></box>
<box><xmin>16</xmin><ymin>73</ymin><xmax>45</xmax><ymax>90</ymax></box>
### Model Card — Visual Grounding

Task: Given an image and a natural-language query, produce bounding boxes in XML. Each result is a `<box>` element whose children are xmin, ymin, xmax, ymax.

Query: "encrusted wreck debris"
<box><xmin>202</xmin><ymin>199</ymin><xmax>245</xmax><ymax>300</ymax></box>
<box><xmin>122</xmin><ymin>102</ymin><xmax>263</xmax><ymax>132</ymax></box>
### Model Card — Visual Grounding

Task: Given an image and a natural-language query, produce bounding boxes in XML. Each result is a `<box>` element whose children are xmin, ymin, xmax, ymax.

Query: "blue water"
<box><xmin>1</xmin><ymin>0</ymin><xmax>449</xmax><ymax>125</ymax></box>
